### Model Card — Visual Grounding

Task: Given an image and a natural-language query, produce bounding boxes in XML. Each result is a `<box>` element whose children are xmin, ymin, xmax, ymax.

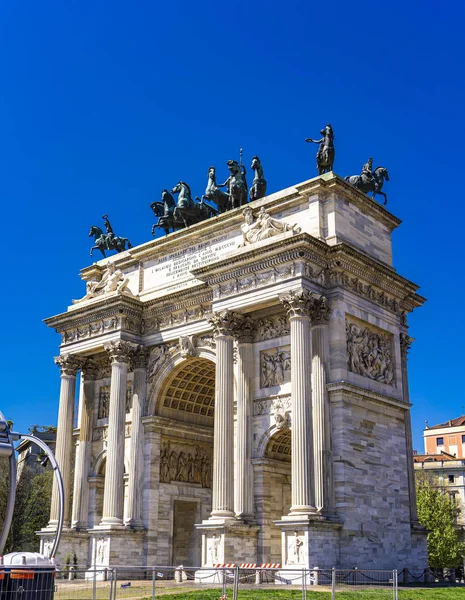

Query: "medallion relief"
<box><xmin>346</xmin><ymin>317</ymin><xmax>394</xmax><ymax>385</ymax></box>
<box><xmin>260</xmin><ymin>346</ymin><xmax>291</xmax><ymax>388</ymax></box>
<box><xmin>159</xmin><ymin>439</ymin><xmax>212</xmax><ymax>488</ymax></box>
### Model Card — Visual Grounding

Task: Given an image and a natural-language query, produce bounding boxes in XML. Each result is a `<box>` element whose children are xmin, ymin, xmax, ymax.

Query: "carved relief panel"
<box><xmin>160</xmin><ymin>438</ymin><xmax>212</xmax><ymax>488</ymax></box>
<box><xmin>346</xmin><ymin>317</ymin><xmax>395</xmax><ymax>385</ymax></box>
<box><xmin>260</xmin><ymin>345</ymin><xmax>291</xmax><ymax>388</ymax></box>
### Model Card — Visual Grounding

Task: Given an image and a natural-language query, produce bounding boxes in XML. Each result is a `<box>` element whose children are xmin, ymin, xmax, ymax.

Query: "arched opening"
<box><xmin>257</xmin><ymin>429</ymin><xmax>292</xmax><ymax>563</ymax></box>
<box><xmin>153</xmin><ymin>357</ymin><xmax>216</xmax><ymax>566</ymax></box>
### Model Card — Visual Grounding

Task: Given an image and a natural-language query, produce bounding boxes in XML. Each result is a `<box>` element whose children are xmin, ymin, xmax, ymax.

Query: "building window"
<box><xmin>448</xmin><ymin>474</ymin><xmax>455</xmax><ymax>484</ymax></box>
<box><xmin>462</xmin><ymin>434</ymin><xmax>465</xmax><ymax>443</ymax></box>
<box><xmin>436</xmin><ymin>437</ymin><xmax>444</xmax><ymax>446</ymax></box>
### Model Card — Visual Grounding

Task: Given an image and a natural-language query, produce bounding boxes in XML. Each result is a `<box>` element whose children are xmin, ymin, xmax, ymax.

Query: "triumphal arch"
<box><xmin>40</xmin><ymin>172</ymin><xmax>427</xmax><ymax>572</ymax></box>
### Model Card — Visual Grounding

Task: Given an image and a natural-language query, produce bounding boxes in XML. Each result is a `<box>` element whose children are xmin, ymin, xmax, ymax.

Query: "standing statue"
<box><xmin>305</xmin><ymin>124</ymin><xmax>335</xmax><ymax>175</ymax></box>
<box><xmin>202</xmin><ymin>167</ymin><xmax>230</xmax><ymax>214</ymax></box>
<box><xmin>218</xmin><ymin>159</ymin><xmax>248</xmax><ymax>210</ymax></box>
<box><xmin>345</xmin><ymin>158</ymin><xmax>390</xmax><ymax>205</ymax></box>
<box><xmin>250</xmin><ymin>156</ymin><xmax>267</xmax><ymax>202</ymax></box>
<box><xmin>89</xmin><ymin>215</ymin><xmax>132</xmax><ymax>258</ymax></box>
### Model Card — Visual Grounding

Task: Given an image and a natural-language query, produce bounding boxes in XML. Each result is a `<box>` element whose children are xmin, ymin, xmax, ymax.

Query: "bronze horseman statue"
<box><xmin>345</xmin><ymin>157</ymin><xmax>390</xmax><ymax>205</ymax></box>
<box><xmin>218</xmin><ymin>159</ymin><xmax>248</xmax><ymax>209</ymax></box>
<box><xmin>89</xmin><ymin>215</ymin><xmax>132</xmax><ymax>258</ymax></box>
<box><xmin>305</xmin><ymin>123</ymin><xmax>335</xmax><ymax>174</ymax></box>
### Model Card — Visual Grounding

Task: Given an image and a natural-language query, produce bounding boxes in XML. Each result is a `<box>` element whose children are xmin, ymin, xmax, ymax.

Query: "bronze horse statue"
<box><xmin>170</xmin><ymin>182</ymin><xmax>217</xmax><ymax>229</ymax></box>
<box><xmin>151</xmin><ymin>190</ymin><xmax>180</xmax><ymax>236</ymax></box>
<box><xmin>305</xmin><ymin>124</ymin><xmax>335</xmax><ymax>175</ymax></box>
<box><xmin>250</xmin><ymin>156</ymin><xmax>267</xmax><ymax>202</ymax></box>
<box><xmin>89</xmin><ymin>225</ymin><xmax>132</xmax><ymax>258</ymax></box>
<box><xmin>345</xmin><ymin>166</ymin><xmax>390</xmax><ymax>205</ymax></box>
<box><xmin>202</xmin><ymin>167</ymin><xmax>230</xmax><ymax>214</ymax></box>
<box><xmin>219</xmin><ymin>160</ymin><xmax>248</xmax><ymax>210</ymax></box>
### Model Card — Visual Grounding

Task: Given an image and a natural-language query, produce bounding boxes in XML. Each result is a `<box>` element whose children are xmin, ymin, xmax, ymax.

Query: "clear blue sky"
<box><xmin>1</xmin><ymin>1</ymin><xmax>464</xmax><ymax>450</ymax></box>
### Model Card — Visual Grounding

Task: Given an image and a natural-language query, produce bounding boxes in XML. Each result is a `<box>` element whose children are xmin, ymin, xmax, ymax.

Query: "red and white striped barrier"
<box><xmin>212</xmin><ymin>563</ymin><xmax>236</xmax><ymax>568</ymax></box>
<box><xmin>260</xmin><ymin>563</ymin><xmax>281</xmax><ymax>569</ymax></box>
<box><xmin>239</xmin><ymin>563</ymin><xmax>257</xmax><ymax>569</ymax></box>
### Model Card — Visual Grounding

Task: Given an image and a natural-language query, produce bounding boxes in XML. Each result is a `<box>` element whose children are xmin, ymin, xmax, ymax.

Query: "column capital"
<box><xmin>132</xmin><ymin>345</ymin><xmax>149</xmax><ymax>370</ymax></box>
<box><xmin>81</xmin><ymin>359</ymin><xmax>99</xmax><ymax>381</ymax></box>
<box><xmin>104</xmin><ymin>340</ymin><xmax>136</xmax><ymax>364</ymax></box>
<box><xmin>208</xmin><ymin>310</ymin><xmax>244</xmax><ymax>337</ymax></box>
<box><xmin>54</xmin><ymin>354</ymin><xmax>85</xmax><ymax>377</ymax></box>
<box><xmin>400</xmin><ymin>333</ymin><xmax>414</xmax><ymax>360</ymax></box>
<box><xmin>279</xmin><ymin>289</ymin><xmax>315</xmax><ymax>319</ymax></box>
<box><xmin>309</xmin><ymin>296</ymin><xmax>331</xmax><ymax>326</ymax></box>
<box><xmin>234</xmin><ymin>316</ymin><xmax>256</xmax><ymax>344</ymax></box>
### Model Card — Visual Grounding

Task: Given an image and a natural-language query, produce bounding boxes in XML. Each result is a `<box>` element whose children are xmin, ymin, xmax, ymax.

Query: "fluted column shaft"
<box><xmin>101</xmin><ymin>341</ymin><xmax>134</xmax><ymax>526</ymax></box>
<box><xmin>311</xmin><ymin>297</ymin><xmax>335</xmax><ymax>513</ymax></box>
<box><xmin>72</xmin><ymin>361</ymin><xmax>98</xmax><ymax>529</ymax></box>
<box><xmin>280</xmin><ymin>290</ymin><xmax>316</xmax><ymax>514</ymax></box>
<box><xmin>50</xmin><ymin>355</ymin><xmax>83</xmax><ymax>526</ymax></box>
<box><xmin>209</xmin><ymin>311</ymin><xmax>242</xmax><ymax>519</ymax></box>
<box><xmin>234</xmin><ymin>318</ymin><xmax>255</xmax><ymax>520</ymax></box>
<box><xmin>400</xmin><ymin>333</ymin><xmax>419</xmax><ymax>524</ymax></box>
<box><xmin>125</xmin><ymin>348</ymin><xmax>148</xmax><ymax>528</ymax></box>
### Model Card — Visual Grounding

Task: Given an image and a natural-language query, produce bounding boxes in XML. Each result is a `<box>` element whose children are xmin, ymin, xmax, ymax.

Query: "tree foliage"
<box><xmin>416</xmin><ymin>471</ymin><xmax>465</xmax><ymax>568</ymax></box>
<box><xmin>0</xmin><ymin>457</ymin><xmax>53</xmax><ymax>553</ymax></box>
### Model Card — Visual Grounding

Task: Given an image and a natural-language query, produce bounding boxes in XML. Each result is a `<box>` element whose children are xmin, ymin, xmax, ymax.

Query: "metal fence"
<box><xmin>47</xmin><ymin>566</ymin><xmax>400</xmax><ymax>600</ymax></box>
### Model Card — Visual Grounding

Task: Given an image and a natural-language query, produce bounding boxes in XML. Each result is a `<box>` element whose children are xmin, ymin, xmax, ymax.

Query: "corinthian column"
<box><xmin>234</xmin><ymin>317</ymin><xmax>255</xmax><ymax>521</ymax></box>
<box><xmin>50</xmin><ymin>355</ymin><xmax>84</xmax><ymax>527</ymax></box>
<box><xmin>72</xmin><ymin>359</ymin><xmax>98</xmax><ymax>529</ymax></box>
<box><xmin>310</xmin><ymin>297</ymin><xmax>335</xmax><ymax>514</ymax></box>
<box><xmin>208</xmin><ymin>310</ymin><xmax>243</xmax><ymax>519</ymax></box>
<box><xmin>125</xmin><ymin>346</ymin><xmax>148</xmax><ymax>529</ymax></box>
<box><xmin>400</xmin><ymin>333</ymin><xmax>419</xmax><ymax>524</ymax></box>
<box><xmin>100</xmin><ymin>340</ymin><xmax>135</xmax><ymax>527</ymax></box>
<box><xmin>280</xmin><ymin>290</ymin><xmax>316</xmax><ymax>515</ymax></box>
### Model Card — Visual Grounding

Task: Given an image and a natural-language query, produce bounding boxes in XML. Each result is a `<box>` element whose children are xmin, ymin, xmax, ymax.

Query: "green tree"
<box><xmin>0</xmin><ymin>457</ymin><xmax>53</xmax><ymax>553</ymax></box>
<box><xmin>416</xmin><ymin>471</ymin><xmax>465</xmax><ymax>568</ymax></box>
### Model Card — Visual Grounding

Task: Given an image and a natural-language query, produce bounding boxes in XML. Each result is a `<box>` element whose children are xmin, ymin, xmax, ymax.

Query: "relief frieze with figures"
<box><xmin>160</xmin><ymin>439</ymin><xmax>212</xmax><ymax>488</ymax></box>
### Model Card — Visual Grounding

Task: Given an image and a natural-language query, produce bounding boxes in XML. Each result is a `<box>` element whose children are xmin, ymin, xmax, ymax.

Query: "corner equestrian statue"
<box><xmin>305</xmin><ymin>123</ymin><xmax>335</xmax><ymax>175</ymax></box>
<box><xmin>250</xmin><ymin>156</ymin><xmax>267</xmax><ymax>202</ymax></box>
<box><xmin>89</xmin><ymin>215</ymin><xmax>132</xmax><ymax>258</ymax></box>
<box><xmin>218</xmin><ymin>159</ymin><xmax>248</xmax><ymax>209</ymax></box>
<box><xmin>345</xmin><ymin>158</ymin><xmax>390</xmax><ymax>205</ymax></box>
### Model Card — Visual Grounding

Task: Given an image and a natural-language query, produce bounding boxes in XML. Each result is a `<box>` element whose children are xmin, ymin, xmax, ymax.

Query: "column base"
<box><xmin>96</xmin><ymin>517</ymin><xmax>125</xmax><ymax>528</ymax></box>
<box><xmin>275</xmin><ymin>514</ymin><xmax>343</xmax><ymax>570</ymax></box>
<box><xmin>124</xmin><ymin>518</ymin><xmax>146</xmax><ymax>531</ymax></box>
<box><xmin>196</xmin><ymin>519</ymin><xmax>259</xmax><ymax>567</ymax></box>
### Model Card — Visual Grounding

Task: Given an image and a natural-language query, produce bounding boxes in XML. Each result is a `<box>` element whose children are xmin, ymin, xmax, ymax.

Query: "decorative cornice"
<box><xmin>104</xmin><ymin>340</ymin><xmax>137</xmax><ymax>364</ymax></box>
<box><xmin>208</xmin><ymin>310</ymin><xmax>244</xmax><ymax>337</ymax></box>
<box><xmin>279</xmin><ymin>289</ymin><xmax>315</xmax><ymax>318</ymax></box>
<box><xmin>327</xmin><ymin>382</ymin><xmax>408</xmax><ymax>409</ymax></box>
<box><xmin>54</xmin><ymin>354</ymin><xmax>85</xmax><ymax>377</ymax></box>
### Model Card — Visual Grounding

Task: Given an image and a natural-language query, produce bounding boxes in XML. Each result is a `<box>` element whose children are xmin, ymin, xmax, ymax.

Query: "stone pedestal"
<box><xmin>87</xmin><ymin>529</ymin><xmax>145</xmax><ymax>578</ymax></box>
<box><xmin>38</xmin><ymin>530</ymin><xmax>90</xmax><ymax>566</ymax></box>
<box><xmin>274</xmin><ymin>516</ymin><xmax>342</xmax><ymax>577</ymax></box>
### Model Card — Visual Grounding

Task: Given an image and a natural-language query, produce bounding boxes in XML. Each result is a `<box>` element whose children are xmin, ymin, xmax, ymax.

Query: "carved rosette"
<box><xmin>279</xmin><ymin>289</ymin><xmax>315</xmax><ymax>319</ymax></box>
<box><xmin>309</xmin><ymin>296</ymin><xmax>331</xmax><ymax>325</ymax></box>
<box><xmin>81</xmin><ymin>359</ymin><xmax>99</xmax><ymax>381</ymax></box>
<box><xmin>234</xmin><ymin>316</ymin><xmax>256</xmax><ymax>343</ymax></box>
<box><xmin>104</xmin><ymin>340</ymin><xmax>136</xmax><ymax>364</ymax></box>
<box><xmin>132</xmin><ymin>345</ymin><xmax>149</xmax><ymax>370</ymax></box>
<box><xmin>208</xmin><ymin>310</ymin><xmax>244</xmax><ymax>337</ymax></box>
<box><xmin>54</xmin><ymin>354</ymin><xmax>85</xmax><ymax>377</ymax></box>
<box><xmin>400</xmin><ymin>333</ymin><xmax>414</xmax><ymax>361</ymax></box>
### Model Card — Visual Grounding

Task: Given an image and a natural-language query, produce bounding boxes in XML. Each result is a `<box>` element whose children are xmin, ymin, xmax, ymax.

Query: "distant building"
<box><xmin>423</xmin><ymin>416</ymin><xmax>465</xmax><ymax>458</ymax></box>
<box><xmin>16</xmin><ymin>426</ymin><xmax>57</xmax><ymax>480</ymax></box>
<box><xmin>414</xmin><ymin>451</ymin><xmax>465</xmax><ymax>526</ymax></box>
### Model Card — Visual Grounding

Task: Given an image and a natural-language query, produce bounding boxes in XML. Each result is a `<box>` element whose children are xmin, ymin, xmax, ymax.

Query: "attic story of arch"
<box><xmin>89</xmin><ymin>124</ymin><xmax>390</xmax><ymax>259</ymax></box>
